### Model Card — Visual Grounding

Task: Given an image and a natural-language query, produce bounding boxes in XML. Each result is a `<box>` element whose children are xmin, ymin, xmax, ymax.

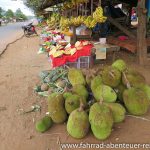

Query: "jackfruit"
<box><xmin>67</xmin><ymin>105</ymin><xmax>90</xmax><ymax>139</ymax></box>
<box><xmin>123</xmin><ymin>88</ymin><xmax>149</xmax><ymax>115</ymax></box>
<box><xmin>102</xmin><ymin>66</ymin><xmax>121</xmax><ymax>87</ymax></box>
<box><xmin>93</xmin><ymin>84</ymin><xmax>117</xmax><ymax>102</ymax></box>
<box><xmin>72</xmin><ymin>84</ymin><xmax>88</xmax><ymax>99</ymax></box>
<box><xmin>136</xmin><ymin>84</ymin><xmax>150</xmax><ymax>102</ymax></box>
<box><xmin>68</xmin><ymin>68</ymin><xmax>86</xmax><ymax>86</ymax></box>
<box><xmin>122</xmin><ymin>69</ymin><xmax>145</xmax><ymax>88</ymax></box>
<box><xmin>36</xmin><ymin>116</ymin><xmax>53</xmax><ymax>133</ymax></box>
<box><xmin>104</xmin><ymin>103</ymin><xmax>126</xmax><ymax>123</ymax></box>
<box><xmin>65</xmin><ymin>94</ymin><xmax>80</xmax><ymax>114</ymax></box>
<box><xmin>85</xmin><ymin>75</ymin><xmax>93</xmax><ymax>87</ymax></box>
<box><xmin>48</xmin><ymin>94</ymin><xmax>67</xmax><ymax>123</ymax></box>
<box><xmin>91</xmin><ymin>75</ymin><xmax>103</xmax><ymax>92</ymax></box>
<box><xmin>63</xmin><ymin>92</ymin><xmax>73</xmax><ymax>99</ymax></box>
<box><xmin>112</xmin><ymin>59</ymin><xmax>127</xmax><ymax>72</ymax></box>
<box><xmin>89</xmin><ymin>102</ymin><xmax>113</xmax><ymax>140</ymax></box>
<box><xmin>114</xmin><ymin>83</ymin><xmax>126</xmax><ymax>102</ymax></box>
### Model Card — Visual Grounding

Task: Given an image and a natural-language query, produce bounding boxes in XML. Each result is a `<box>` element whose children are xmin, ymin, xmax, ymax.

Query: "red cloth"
<box><xmin>50</xmin><ymin>44</ymin><xmax>93</xmax><ymax>67</ymax></box>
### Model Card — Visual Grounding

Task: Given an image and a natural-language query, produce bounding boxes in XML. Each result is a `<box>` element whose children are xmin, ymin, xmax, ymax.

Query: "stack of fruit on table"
<box><xmin>48</xmin><ymin>40</ymin><xmax>91</xmax><ymax>58</ymax></box>
<box><xmin>35</xmin><ymin>59</ymin><xmax>150</xmax><ymax>140</ymax></box>
<box><xmin>38</xmin><ymin>30</ymin><xmax>66</xmax><ymax>54</ymax></box>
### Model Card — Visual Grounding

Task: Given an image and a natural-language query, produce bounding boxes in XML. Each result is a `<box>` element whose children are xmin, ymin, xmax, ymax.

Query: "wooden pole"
<box><xmin>91</xmin><ymin>0</ymin><xmax>93</xmax><ymax>15</ymax></box>
<box><xmin>137</xmin><ymin>0</ymin><xmax>147</xmax><ymax>65</ymax></box>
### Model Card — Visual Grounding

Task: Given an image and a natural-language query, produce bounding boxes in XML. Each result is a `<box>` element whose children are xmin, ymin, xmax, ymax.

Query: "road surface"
<box><xmin>0</xmin><ymin>22</ymin><xmax>25</xmax><ymax>54</ymax></box>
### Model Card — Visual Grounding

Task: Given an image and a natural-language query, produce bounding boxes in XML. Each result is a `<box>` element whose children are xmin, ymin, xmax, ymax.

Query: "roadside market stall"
<box><xmin>30</xmin><ymin>0</ymin><xmax>150</xmax><ymax>141</ymax></box>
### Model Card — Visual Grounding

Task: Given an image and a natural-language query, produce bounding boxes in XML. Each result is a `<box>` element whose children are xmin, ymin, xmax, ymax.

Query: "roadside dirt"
<box><xmin>0</xmin><ymin>30</ymin><xmax>23</xmax><ymax>55</ymax></box>
<box><xmin>0</xmin><ymin>35</ymin><xmax>150</xmax><ymax>150</ymax></box>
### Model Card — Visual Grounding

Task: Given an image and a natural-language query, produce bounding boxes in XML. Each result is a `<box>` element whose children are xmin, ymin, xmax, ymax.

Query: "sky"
<box><xmin>0</xmin><ymin>0</ymin><xmax>34</xmax><ymax>16</ymax></box>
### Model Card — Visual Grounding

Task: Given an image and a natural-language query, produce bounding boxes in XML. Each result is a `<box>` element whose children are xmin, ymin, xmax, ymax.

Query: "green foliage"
<box><xmin>0</xmin><ymin>7</ymin><xmax>3</xmax><ymax>18</ymax></box>
<box><xmin>15</xmin><ymin>8</ymin><xmax>27</xmax><ymax>20</ymax></box>
<box><xmin>5</xmin><ymin>9</ymin><xmax>14</xmax><ymax>18</ymax></box>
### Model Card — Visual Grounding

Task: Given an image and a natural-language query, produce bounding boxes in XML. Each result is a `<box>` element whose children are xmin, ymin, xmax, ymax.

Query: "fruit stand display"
<box><xmin>35</xmin><ymin>59</ymin><xmax>150</xmax><ymax>140</ymax></box>
<box><xmin>32</xmin><ymin>0</ymin><xmax>150</xmax><ymax>143</ymax></box>
<box><xmin>38</xmin><ymin>26</ymin><xmax>95</xmax><ymax>68</ymax></box>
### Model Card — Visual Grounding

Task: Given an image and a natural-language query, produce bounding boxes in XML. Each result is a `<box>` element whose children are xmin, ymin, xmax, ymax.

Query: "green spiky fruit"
<box><xmin>65</xmin><ymin>94</ymin><xmax>87</xmax><ymax>114</ymax></box>
<box><xmin>102</xmin><ymin>66</ymin><xmax>121</xmax><ymax>88</ymax></box>
<box><xmin>48</xmin><ymin>92</ymin><xmax>58</xmax><ymax>99</ymax></box>
<box><xmin>136</xmin><ymin>84</ymin><xmax>150</xmax><ymax>101</ymax></box>
<box><xmin>112</xmin><ymin>59</ymin><xmax>127</xmax><ymax>72</ymax></box>
<box><xmin>89</xmin><ymin>102</ymin><xmax>113</xmax><ymax>140</ymax></box>
<box><xmin>104</xmin><ymin>103</ymin><xmax>126</xmax><ymax>123</ymax></box>
<box><xmin>123</xmin><ymin>88</ymin><xmax>149</xmax><ymax>116</ymax></box>
<box><xmin>67</xmin><ymin>107</ymin><xmax>90</xmax><ymax>139</ymax></box>
<box><xmin>91</xmin><ymin>75</ymin><xmax>103</xmax><ymax>92</ymax></box>
<box><xmin>63</xmin><ymin>92</ymin><xmax>73</xmax><ymax>99</ymax></box>
<box><xmin>93</xmin><ymin>84</ymin><xmax>117</xmax><ymax>102</ymax></box>
<box><xmin>68</xmin><ymin>68</ymin><xmax>86</xmax><ymax>86</ymax></box>
<box><xmin>122</xmin><ymin>69</ymin><xmax>145</xmax><ymax>88</ymax></box>
<box><xmin>72</xmin><ymin>84</ymin><xmax>88</xmax><ymax>99</ymax></box>
<box><xmin>36</xmin><ymin>116</ymin><xmax>53</xmax><ymax>133</ymax></box>
<box><xmin>114</xmin><ymin>83</ymin><xmax>126</xmax><ymax>102</ymax></box>
<box><xmin>48</xmin><ymin>94</ymin><xmax>67</xmax><ymax>123</ymax></box>
<box><xmin>65</xmin><ymin>94</ymin><xmax>80</xmax><ymax>114</ymax></box>
<box><xmin>85</xmin><ymin>75</ymin><xmax>93</xmax><ymax>87</ymax></box>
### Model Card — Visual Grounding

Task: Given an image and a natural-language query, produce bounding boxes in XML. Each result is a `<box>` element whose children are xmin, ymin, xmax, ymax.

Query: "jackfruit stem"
<box><xmin>109</xmin><ymin>71</ymin><xmax>115</xmax><ymax>78</ymax></box>
<box><xmin>79</xmin><ymin>99</ymin><xmax>85</xmax><ymax>112</ymax></box>
<box><xmin>122</xmin><ymin>72</ymin><xmax>131</xmax><ymax>89</ymax></box>
<box><xmin>99</xmin><ymin>99</ymin><xmax>103</xmax><ymax>104</ymax></box>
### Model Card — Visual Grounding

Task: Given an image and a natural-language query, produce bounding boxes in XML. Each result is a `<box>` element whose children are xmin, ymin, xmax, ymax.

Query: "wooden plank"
<box><xmin>107</xmin><ymin>16</ymin><xmax>136</xmax><ymax>39</ymax></box>
<box><xmin>137</xmin><ymin>0</ymin><xmax>147</xmax><ymax>65</ymax></box>
<box><xmin>71</xmin><ymin>26</ymin><xmax>77</xmax><ymax>45</ymax></box>
<box><xmin>91</xmin><ymin>0</ymin><xmax>93</xmax><ymax>15</ymax></box>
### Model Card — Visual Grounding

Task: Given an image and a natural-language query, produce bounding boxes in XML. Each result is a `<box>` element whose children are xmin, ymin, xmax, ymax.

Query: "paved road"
<box><xmin>0</xmin><ymin>22</ymin><xmax>24</xmax><ymax>39</ymax></box>
<box><xmin>0</xmin><ymin>22</ymin><xmax>25</xmax><ymax>54</ymax></box>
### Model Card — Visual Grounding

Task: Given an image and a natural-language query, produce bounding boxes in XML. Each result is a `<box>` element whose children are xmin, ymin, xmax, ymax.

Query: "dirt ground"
<box><xmin>0</xmin><ymin>35</ymin><xmax>150</xmax><ymax>150</ymax></box>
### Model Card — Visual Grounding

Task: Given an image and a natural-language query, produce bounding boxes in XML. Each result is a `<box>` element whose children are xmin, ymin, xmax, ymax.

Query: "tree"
<box><xmin>5</xmin><ymin>9</ymin><xmax>14</xmax><ymax>18</ymax></box>
<box><xmin>0</xmin><ymin>7</ymin><xmax>4</xmax><ymax>18</ymax></box>
<box><xmin>15</xmin><ymin>8</ymin><xmax>27</xmax><ymax>20</ymax></box>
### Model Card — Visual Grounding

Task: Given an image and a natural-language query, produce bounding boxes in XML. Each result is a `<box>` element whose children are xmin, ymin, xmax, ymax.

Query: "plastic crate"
<box><xmin>64</xmin><ymin>55</ymin><xmax>94</xmax><ymax>69</ymax></box>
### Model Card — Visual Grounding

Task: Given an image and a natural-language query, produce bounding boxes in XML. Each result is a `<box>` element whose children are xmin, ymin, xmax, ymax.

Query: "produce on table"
<box><xmin>48</xmin><ymin>93</ymin><xmax>67</xmax><ymax>123</ymax></box>
<box><xmin>36</xmin><ymin>116</ymin><xmax>53</xmax><ymax>133</ymax></box>
<box><xmin>35</xmin><ymin>60</ymin><xmax>150</xmax><ymax>140</ymax></box>
<box><xmin>89</xmin><ymin>102</ymin><xmax>114</xmax><ymax>140</ymax></box>
<box><xmin>67</xmin><ymin>102</ymin><xmax>90</xmax><ymax>139</ymax></box>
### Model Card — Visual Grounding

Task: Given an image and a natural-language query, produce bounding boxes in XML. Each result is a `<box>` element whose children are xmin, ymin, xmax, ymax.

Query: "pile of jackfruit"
<box><xmin>36</xmin><ymin>59</ymin><xmax>150</xmax><ymax>140</ymax></box>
